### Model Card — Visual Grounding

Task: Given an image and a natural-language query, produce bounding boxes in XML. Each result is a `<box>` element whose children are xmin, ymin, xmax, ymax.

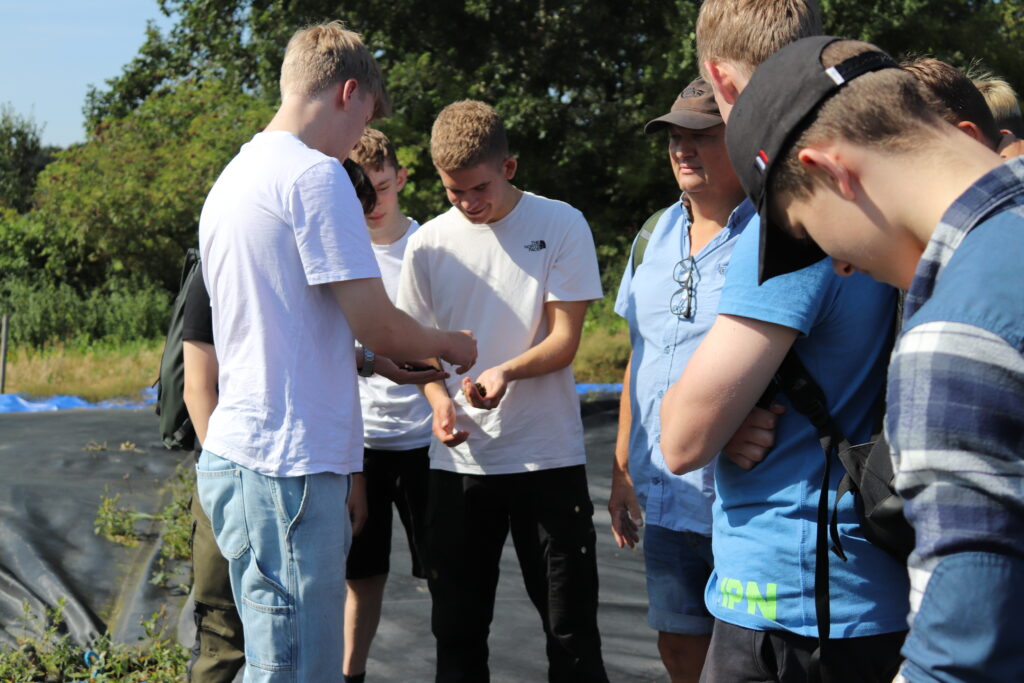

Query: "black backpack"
<box><xmin>155</xmin><ymin>248</ymin><xmax>202</xmax><ymax>450</ymax></box>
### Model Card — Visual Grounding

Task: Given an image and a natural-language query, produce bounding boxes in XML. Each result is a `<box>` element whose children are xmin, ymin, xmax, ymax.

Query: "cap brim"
<box><xmin>644</xmin><ymin>111</ymin><xmax>723</xmax><ymax>134</ymax></box>
<box><xmin>756</xmin><ymin>195</ymin><xmax>828</xmax><ymax>284</ymax></box>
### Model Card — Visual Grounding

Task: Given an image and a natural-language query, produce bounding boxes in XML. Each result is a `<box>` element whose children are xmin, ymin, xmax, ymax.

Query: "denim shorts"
<box><xmin>643</xmin><ymin>524</ymin><xmax>714</xmax><ymax>635</ymax></box>
<box><xmin>196</xmin><ymin>450</ymin><xmax>352</xmax><ymax>682</ymax></box>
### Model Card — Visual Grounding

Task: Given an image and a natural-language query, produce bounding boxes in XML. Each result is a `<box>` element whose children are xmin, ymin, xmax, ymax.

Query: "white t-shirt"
<box><xmin>360</xmin><ymin>220</ymin><xmax>433</xmax><ymax>450</ymax></box>
<box><xmin>397</xmin><ymin>192</ymin><xmax>603</xmax><ymax>474</ymax></box>
<box><xmin>198</xmin><ymin>131</ymin><xmax>381</xmax><ymax>477</ymax></box>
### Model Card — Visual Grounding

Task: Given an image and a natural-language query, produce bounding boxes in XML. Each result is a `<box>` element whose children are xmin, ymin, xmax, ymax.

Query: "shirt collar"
<box><xmin>905</xmin><ymin>158</ymin><xmax>1024</xmax><ymax>319</ymax></box>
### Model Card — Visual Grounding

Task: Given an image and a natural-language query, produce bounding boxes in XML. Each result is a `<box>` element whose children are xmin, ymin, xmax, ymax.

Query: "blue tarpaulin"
<box><xmin>0</xmin><ymin>383</ymin><xmax>619</xmax><ymax>414</ymax></box>
<box><xmin>0</xmin><ymin>386</ymin><xmax>157</xmax><ymax>413</ymax></box>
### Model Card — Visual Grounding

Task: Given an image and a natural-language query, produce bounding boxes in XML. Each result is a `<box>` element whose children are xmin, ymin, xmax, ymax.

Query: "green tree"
<box><xmin>34</xmin><ymin>78</ymin><xmax>275</xmax><ymax>291</ymax></box>
<box><xmin>0</xmin><ymin>104</ymin><xmax>55</xmax><ymax>213</ymax></box>
<box><xmin>85</xmin><ymin>0</ymin><xmax>1024</xmax><ymax>290</ymax></box>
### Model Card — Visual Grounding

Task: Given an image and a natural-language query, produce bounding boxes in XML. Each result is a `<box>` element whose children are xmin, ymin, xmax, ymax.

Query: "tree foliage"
<box><xmin>85</xmin><ymin>0</ymin><xmax>1024</xmax><ymax>287</ymax></box>
<box><xmin>5</xmin><ymin>0</ymin><xmax>1023</xmax><ymax>347</ymax></box>
<box><xmin>0</xmin><ymin>104</ymin><xmax>54</xmax><ymax>213</ymax></box>
<box><xmin>33</xmin><ymin>78</ymin><xmax>274</xmax><ymax>291</ymax></box>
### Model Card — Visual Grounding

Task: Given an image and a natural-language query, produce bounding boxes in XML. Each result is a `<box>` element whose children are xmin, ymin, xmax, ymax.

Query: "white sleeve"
<box><xmin>288</xmin><ymin>160</ymin><xmax>380</xmax><ymax>286</ymax></box>
<box><xmin>396</xmin><ymin>233</ymin><xmax>438</xmax><ymax>328</ymax></box>
<box><xmin>546</xmin><ymin>211</ymin><xmax>604</xmax><ymax>303</ymax></box>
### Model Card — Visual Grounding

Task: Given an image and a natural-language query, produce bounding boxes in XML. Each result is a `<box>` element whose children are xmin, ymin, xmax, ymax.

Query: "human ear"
<box><xmin>705</xmin><ymin>62</ymin><xmax>737</xmax><ymax>103</ymax></box>
<box><xmin>956</xmin><ymin>120</ymin><xmax>987</xmax><ymax>146</ymax></box>
<box><xmin>338</xmin><ymin>78</ymin><xmax>359</xmax><ymax>109</ymax></box>
<box><xmin>796</xmin><ymin>147</ymin><xmax>856</xmax><ymax>201</ymax></box>
<box><xmin>395</xmin><ymin>167</ymin><xmax>408</xmax><ymax>191</ymax></box>
<box><xmin>502</xmin><ymin>157</ymin><xmax>518</xmax><ymax>180</ymax></box>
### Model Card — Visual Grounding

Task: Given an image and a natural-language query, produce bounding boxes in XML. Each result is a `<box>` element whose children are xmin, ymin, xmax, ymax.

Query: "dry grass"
<box><xmin>574</xmin><ymin>326</ymin><xmax>630</xmax><ymax>383</ymax></box>
<box><xmin>0</xmin><ymin>330</ymin><xmax>627</xmax><ymax>401</ymax></box>
<box><xmin>3</xmin><ymin>341</ymin><xmax>163</xmax><ymax>402</ymax></box>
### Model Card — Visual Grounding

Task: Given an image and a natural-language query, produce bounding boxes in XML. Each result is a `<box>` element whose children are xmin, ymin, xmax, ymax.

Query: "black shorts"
<box><xmin>345</xmin><ymin>445</ymin><xmax>430</xmax><ymax>580</ymax></box>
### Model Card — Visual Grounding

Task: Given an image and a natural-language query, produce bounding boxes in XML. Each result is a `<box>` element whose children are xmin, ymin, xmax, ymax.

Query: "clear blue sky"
<box><xmin>0</xmin><ymin>1</ymin><xmax>175</xmax><ymax>148</ymax></box>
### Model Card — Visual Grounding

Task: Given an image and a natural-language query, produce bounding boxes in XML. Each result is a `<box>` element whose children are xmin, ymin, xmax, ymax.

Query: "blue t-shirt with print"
<box><xmin>707</xmin><ymin>225</ymin><xmax>909</xmax><ymax>638</ymax></box>
<box><xmin>614</xmin><ymin>199</ymin><xmax>755</xmax><ymax>535</ymax></box>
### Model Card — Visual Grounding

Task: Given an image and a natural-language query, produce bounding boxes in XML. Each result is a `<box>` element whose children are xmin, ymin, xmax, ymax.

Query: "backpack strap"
<box><xmin>631</xmin><ymin>206</ymin><xmax>669</xmax><ymax>275</ymax></box>
<box><xmin>765</xmin><ymin>350</ymin><xmax>854</xmax><ymax>679</ymax></box>
<box><xmin>179</xmin><ymin>247</ymin><xmax>200</xmax><ymax>291</ymax></box>
<box><xmin>764</xmin><ymin>288</ymin><xmax>905</xmax><ymax>679</ymax></box>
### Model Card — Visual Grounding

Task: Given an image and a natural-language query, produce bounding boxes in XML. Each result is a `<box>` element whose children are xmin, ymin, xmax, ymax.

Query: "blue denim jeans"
<box><xmin>196</xmin><ymin>450</ymin><xmax>352</xmax><ymax>682</ymax></box>
<box><xmin>643</xmin><ymin>525</ymin><xmax>714</xmax><ymax>635</ymax></box>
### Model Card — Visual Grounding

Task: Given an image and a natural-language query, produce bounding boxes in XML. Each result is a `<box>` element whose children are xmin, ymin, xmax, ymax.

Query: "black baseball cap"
<box><xmin>725</xmin><ymin>36</ymin><xmax>899</xmax><ymax>284</ymax></box>
<box><xmin>645</xmin><ymin>77</ymin><xmax>723</xmax><ymax>134</ymax></box>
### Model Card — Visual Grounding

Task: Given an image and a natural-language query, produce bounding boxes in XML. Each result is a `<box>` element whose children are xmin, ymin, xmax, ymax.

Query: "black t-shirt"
<box><xmin>182</xmin><ymin>270</ymin><xmax>214</xmax><ymax>345</ymax></box>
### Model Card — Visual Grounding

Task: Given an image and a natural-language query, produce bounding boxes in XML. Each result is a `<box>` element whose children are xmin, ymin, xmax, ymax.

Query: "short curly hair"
<box><xmin>351</xmin><ymin>128</ymin><xmax>400</xmax><ymax>173</ymax></box>
<box><xmin>430</xmin><ymin>100</ymin><xmax>509</xmax><ymax>171</ymax></box>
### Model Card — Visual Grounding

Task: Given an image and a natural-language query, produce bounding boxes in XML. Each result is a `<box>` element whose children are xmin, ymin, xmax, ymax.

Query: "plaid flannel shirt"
<box><xmin>888</xmin><ymin>157</ymin><xmax>1024</xmax><ymax>625</ymax></box>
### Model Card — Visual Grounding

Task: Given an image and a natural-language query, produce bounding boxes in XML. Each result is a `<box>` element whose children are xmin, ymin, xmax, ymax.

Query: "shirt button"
<box><xmin>574</xmin><ymin>505</ymin><xmax>581</xmax><ymax>513</ymax></box>
<box><xmin>664</xmin><ymin>345</ymin><xmax>671</xmax><ymax>353</ymax></box>
<box><xmin>581</xmin><ymin>546</ymin><xmax>588</xmax><ymax>554</ymax></box>
<box><xmin>657</xmin><ymin>390</ymin><xmax>664</xmax><ymax>398</ymax></box>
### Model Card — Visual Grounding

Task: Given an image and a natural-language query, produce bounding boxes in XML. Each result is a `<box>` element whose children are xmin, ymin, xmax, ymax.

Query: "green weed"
<box><xmin>0</xmin><ymin>599</ymin><xmax>187</xmax><ymax>681</ymax></box>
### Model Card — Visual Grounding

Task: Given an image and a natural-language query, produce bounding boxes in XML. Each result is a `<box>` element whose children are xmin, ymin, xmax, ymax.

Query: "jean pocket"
<box><xmin>240</xmin><ymin>564</ymin><xmax>294</xmax><ymax>672</ymax></box>
<box><xmin>196</xmin><ymin>460</ymin><xmax>249</xmax><ymax>560</ymax></box>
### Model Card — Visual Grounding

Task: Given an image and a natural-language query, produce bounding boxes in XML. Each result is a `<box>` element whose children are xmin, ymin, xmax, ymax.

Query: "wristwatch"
<box><xmin>358</xmin><ymin>346</ymin><xmax>375</xmax><ymax>377</ymax></box>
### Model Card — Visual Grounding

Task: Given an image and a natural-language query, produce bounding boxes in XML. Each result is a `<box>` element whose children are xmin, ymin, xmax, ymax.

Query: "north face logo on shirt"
<box><xmin>524</xmin><ymin>240</ymin><xmax>547</xmax><ymax>252</ymax></box>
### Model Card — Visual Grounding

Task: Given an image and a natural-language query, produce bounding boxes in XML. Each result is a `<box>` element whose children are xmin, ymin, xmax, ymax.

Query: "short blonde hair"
<box><xmin>696</xmin><ymin>0</ymin><xmax>822</xmax><ymax>79</ymax></box>
<box><xmin>972</xmin><ymin>74</ymin><xmax>1024</xmax><ymax>137</ymax></box>
<box><xmin>352</xmin><ymin>128</ymin><xmax>400</xmax><ymax>173</ymax></box>
<box><xmin>769</xmin><ymin>40</ymin><xmax>942</xmax><ymax>203</ymax></box>
<box><xmin>279</xmin><ymin>21</ymin><xmax>391</xmax><ymax>119</ymax></box>
<box><xmin>430</xmin><ymin>100</ymin><xmax>509</xmax><ymax>171</ymax></box>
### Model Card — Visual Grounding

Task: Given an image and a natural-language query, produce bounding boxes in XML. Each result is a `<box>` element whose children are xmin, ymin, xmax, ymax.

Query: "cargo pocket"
<box><xmin>195</xmin><ymin>457</ymin><xmax>249</xmax><ymax>560</ymax></box>
<box><xmin>240</xmin><ymin>563</ymin><xmax>294</xmax><ymax>672</ymax></box>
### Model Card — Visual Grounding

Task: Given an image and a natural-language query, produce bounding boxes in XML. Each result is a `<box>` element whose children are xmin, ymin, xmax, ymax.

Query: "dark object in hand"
<box><xmin>400</xmin><ymin>363</ymin><xmax>437</xmax><ymax>372</ymax></box>
<box><xmin>474</xmin><ymin>382</ymin><xmax>487</xmax><ymax>397</ymax></box>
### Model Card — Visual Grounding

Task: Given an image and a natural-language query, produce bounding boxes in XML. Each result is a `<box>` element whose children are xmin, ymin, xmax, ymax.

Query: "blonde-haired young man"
<box><xmin>724</xmin><ymin>35</ymin><xmax>1024</xmax><ymax>682</ymax></box>
<box><xmin>696</xmin><ymin>0</ymin><xmax>822</xmax><ymax>121</ymax></box>
<box><xmin>196</xmin><ymin>22</ymin><xmax>475</xmax><ymax>680</ymax></box>
<box><xmin>397</xmin><ymin>99</ymin><xmax>609</xmax><ymax>682</ymax></box>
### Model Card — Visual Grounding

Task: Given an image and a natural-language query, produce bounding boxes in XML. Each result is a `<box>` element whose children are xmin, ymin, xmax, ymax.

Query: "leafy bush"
<box><xmin>0</xmin><ymin>276</ymin><xmax>170</xmax><ymax>348</ymax></box>
<box><xmin>33</xmin><ymin>78</ymin><xmax>275</xmax><ymax>292</ymax></box>
<box><xmin>0</xmin><ymin>599</ymin><xmax>186</xmax><ymax>681</ymax></box>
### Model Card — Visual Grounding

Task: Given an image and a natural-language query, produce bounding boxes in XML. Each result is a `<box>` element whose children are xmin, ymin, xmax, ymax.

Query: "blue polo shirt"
<box><xmin>614</xmin><ymin>198</ymin><xmax>755</xmax><ymax>535</ymax></box>
<box><xmin>706</xmin><ymin>225</ymin><xmax>909</xmax><ymax>637</ymax></box>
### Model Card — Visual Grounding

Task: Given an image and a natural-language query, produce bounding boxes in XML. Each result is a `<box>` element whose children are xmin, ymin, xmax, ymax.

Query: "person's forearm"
<box><xmin>496</xmin><ymin>300</ymin><xmax>588</xmax><ymax>382</ymax></box>
<box><xmin>613</xmin><ymin>358</ymin><xmax>633</xmax><ymax>478</ymax></box>
<box><xmin>420</xmin><ymin>368</ymin><xmax>450</xmax><ymax>406</ymax></box>
<box><xmin>659</xmin><ymin>379</ymin><xmax>725</xmax><ymax>475</ymax></box>
<box><xmin>183</xmin><ymin>340</ymin><xmax>219</xmax><ymax>447</ymax></box>
<box><xmin>329</xmin><ymin>279</ymin><xmax>452</xmax><ymax>362</ymax></box>
<box><xmin>184</xmin><ymin>387</ymin><xmax>217</xmax><ymax>446</ymax></box>
<box><xmin>660</xmin><ymin>314</ymin><xmax>796</xmax><ymax>475</ymax></box>
<box><xmin>360</xmin><ymin>305</ymin><xmax>449</xmax><ymax>361</ymax></box>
